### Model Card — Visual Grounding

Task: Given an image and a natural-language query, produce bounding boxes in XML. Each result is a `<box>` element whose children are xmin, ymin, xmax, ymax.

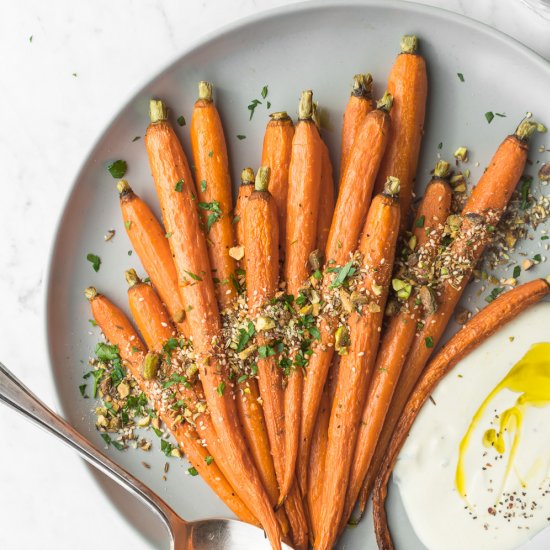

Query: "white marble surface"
<box><xmin>0</xmin><ymin>0</ymin><xmax>548</xmax><ymax>548</ymax></box>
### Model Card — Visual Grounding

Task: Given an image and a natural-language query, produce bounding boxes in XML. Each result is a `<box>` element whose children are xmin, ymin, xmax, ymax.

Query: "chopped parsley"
<box><xmin>177</xmin><ymin>115</ymin><xmax>186</xmax><ymax>127</ymax></box>
<box><xmin>101</xmin><ymin>433</ymin><xmax>125</xmax><ymax>451</ymax></box>
<box><xmin>107</xmin><ymin>159</ymin><xmax>127</xmax><ymax>179</ymax></box>
<box><xmin>216</xmin><ymin>381</ymin><xmax>226</xmax><ymax>396</ymax></box>
<box><xmin>415</xmin><ymin>215</ymin><xmax>425</xmax><ymax>228</ymax></box>
<box><xmin>261</xmin><ymin>85</ymin><xmax>268</xmax><ymax>99</ymax></box>
<box><xmin>208</xmin><ymin>150</ymin><xmax>214</xmax><ymax>158</ymax></box>
<box><xmin>86</xmin><ymin>253</ymin><xmax>101</xmax><ymax>272</ymax></box>
<box><xmin>485</xmin><ymin>286</ymin><xmax>505</xmax><ymax>303</ymax></box>
<box><xmin>328</xmin><ymin>260</ymin><xmax>356</xmax><ymax>289</ymax></box>
<box><xmin>437</xmin><ymin>142</ymin><xmax>443</xmax><ymax>150</ymax></box>
<box><xmin>198</xmin><ymin>200</ymin><xmax>222</xmax><ymax>231</ymax></box>
<box><xmin>485</xmin><ymin>112</ymin><xmax>495</xmax><ymax>124</ymax></box>
<box><xmin>236</xmin><ymin>135</ymin><xmax>246</xmax><ymax>140</ymax></box>
<box><xmin>188</xmin><ymin>467</ymin><xmax>199</xmax><ymax>476</ymax></box>
<box><xmin>248</xmin><ymin>98</ymin><xmax>262</xmax><ymax>120</ymax></box>
<box><xmin>184</xmin><ymin>270</ymin><xmax>202</xmax><ymax>282</ymax></box>
<box><xmin>258</xmin><ymin>345</ymin><xmax>275</xmax><ymax>358</ymax></box>
<box><xmin>457</xmin><ymin>73</ymin><xmax>465</xmax><ymax>82</ymax></box>
<box><xmin>88</xmin><ymin>319</ymin><xmax>98</xmax><ymax>327</ymax></box>
<box><xmin>83</xmin><ymin>368</ymin><xmax>104</xmax><ymax>398</ymax></box>
<box><xmin>132</xmin><ymin>136</ymin><xmax>141</xmax><ymax>142</ymax></box>
<box><xmin>125</xmin><ymin>220</ymin><xmax>132</xmax><ymax>230</ymax></box>
<box><xmin>425</xmin><ymin>336</ymin><xmax>434</xmax><ymax>348</ymax></box>
<box><xmin>95</xmin><ymin>343</ymin><xmax>120</xmax><ymax>362</ymax></box>
<box><xmin>160</xmin><ymin>439</ymin><xmax>176</xmax><ymax>456</ymax></box>
<box><xmin>205</xmin><ymin>455</ymin><xmax>214</xmax><ymax>465</ymax></box>
<box><xmin>236</xmin><ymin>321</ymin><xmax>256</xmax><ymax>353</ymax></box>
<box><xmin>513</xmin><ymin>265</ymin><xmax>521</xmax><ymax>279</ymax></box>
<box><xmin>534</xmin><ymin>253</ymin><xmax>542</xmax><ymax>262</ymax></box>
<box><xmin>175</xmin><ymin>179</ymin><xmax>184</xmax><ymax>192</ymax></box>
<box><xmin>200</xmin><ymin>180</ymin><xmax>207</xmax><ymax>192</ymax></box>
<box><xmin>79</xmin><ymin>384</ymin><xmax>88</xmax><ymax>398</ymax></box>
<box><xmin>519</xmin><ymin>175</ymin><xmax>533</xmax><ymax>209</ymax></box>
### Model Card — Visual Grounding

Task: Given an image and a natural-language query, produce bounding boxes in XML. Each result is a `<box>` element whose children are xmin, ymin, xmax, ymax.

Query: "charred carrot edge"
<box><xmin>297</xmin><ymin>91</ymin><xmax>393</xmax><ymax>496</ymax></box>
<box><xmin>190</xmin><ymin>81</ymin><xmax>238</xmax><ymax>308</ymax></box>
<box><xmin>280</xmin><ymin>90</ymin><xmax>324</xmax><ymax>506</ymax></box>
<box><xmin>374</xmin><ymin>35</ymin><xmax>428</xmax><ymax>232</ymax></box>
<box><xmin>342</xmin><ymin>161</ymin><xmax>452</xmax><ymax>527</ymax></box>
<box><xmin>84</xmin><ymin>287</ymin><xmax>258</xmax><ymax>525</ymax></box>
<box><xmin>261</xmin><ymin>111</ymin><xmax>295</xmax><ymax>261</ymax></box>
<box><xmin>361</xmin><ymin>119</ymin><xmax>542</xmax><ymax>518</ymax></box>
<box><xmin>340</xmin><ymin>73</ymin><xmax>375</xmax><ymax>180</ymax></box>
<box><xmin>146</xmin><ymin>100</ymin><xmax>282</xmax><ymax>549</ymax></box>
<box><xmin>234</xmin><ymin>167</ymin><xmax>255</xmax><ymax>249</ymax></box>
<box><xmin>117</xmin><ymin>180</ymin><xmax>188</xmax><ymax>337</ymax></box>
<box><xmin>125</xmin><ymin>269</ymin><xmax>177</xmax><ymax>352</ymax></box>
<box><xmin>244</xmin><ymin>167</ymin><xmax>309</xmax><ymax>549</ymax></box>
<box><xmin>315</xmin><ymin>178</ymin><xmax>401</xmax><ymax>550</ymax></box>
<box><xmin>372</xmin><ymin>278</ymin><xmax>550</xmax><ymax>550</ymax></box>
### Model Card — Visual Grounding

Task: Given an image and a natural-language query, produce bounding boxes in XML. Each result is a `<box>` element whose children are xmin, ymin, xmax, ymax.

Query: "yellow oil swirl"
<box><xmin>456</xmin><ymin>342</ymin><xmax>550</xmax><ymax>502</ymax></box>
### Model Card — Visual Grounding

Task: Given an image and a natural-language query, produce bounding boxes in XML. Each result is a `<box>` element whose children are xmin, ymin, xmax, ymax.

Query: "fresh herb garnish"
<box><xmin>184</xmin><ymin>270</ymin><xmax>202</xmax><ymax>282</ymax></box>
<box><xmin>485</xmin><ymin>286</ymin><xmax>505</xmax><ymax>303</ymax></box>
<box><xmin>485</xmin><ymin>112</ymin><xmax>495</xmax><ymax>124</ymax></box>
<box><xmin>200</xmin><ymin>180</ymin><xmax>207</xmax><ymax>192</ymax></box>
<box><xmin>216</xmin><ymin>381</ymin><xmax>226</xmax><ymax>396</ymax></box>
<box><xmin>248</xmin><ymin>99</ymin><xmax>262</xmax><ymax>120</ymax></box>
<box><xmin>160</xmin><ymin>439</ymin><xmax>176</xmax><ymax>457</ymax></box>
<box><xmin>107</xmin><ymin>159</ymin><xmax>127</xmax><ymax>179</ymax></box>
<box><xmin>457</xmin><ymin>73</ymin><xmax>464</xmax><ymax>82</ymax></box>
<box><xmin>177</xmin><ymin>115</ymin><xmax>186</xmax><ymax>127</ymax></box>
<box><xmin>425</xmin><ymin>336</ymin><xmax>434</xmax><ymax>348</ymax></box>
<box><xmin>188</xmin><ymin>467</ymin><xmax>199</xmax><ymax>476</ymax></box>
<box><xmin>86</xmin><ymin>253</ymin><xmax>101</xmax><ymax>272</ymax></box>
<box><xmin>132</xmin><ymin>136</ymin><xmax>141</xmax><ymax>142</ymax></box>
<box><xmin>125</xmin><ymin>220</ymin><xmax>132</xmax><ymax>230</ymax></box>
<box><xmin>519</xmin><ymin>175</ymin><xmax>533</xmax><ymax>209</ymax></box>
<box><xmin>101</xmin><ymin>433</ymin><xmax>125</xmax><ymax>451</ymax></box>
<box><xmin>534</xmin><ymin>254</ymin><xmax>542</xmax><ymax>262</ymax></box>
<box><xmin>329</xmin><ymin>260</ymin><xmax>356</xmax><ymax>289</ymax></box>
<box><xmin>198</xmin><ymin>200</ymin><xmax>222</xmax><ymax>231</ymax></box>
<box><xmin>236</xmin><ymin>135</ymin><xmax>246</xmax><ymax>140</ymax></box>
<box><xmin>258</xmin><ymin>345</ymin><xmax>275</xmax><ymax>358</ymax></box>
<box><xmin>261</xmin><ymin>85</ymin><xmax>268</xmax><ymax>99</ymax></box>
<box><xmin>88</xmin><ymin>319</ymin><xmax>98</xmax><ymax>327</ymax></box>
<box><xmin>437</xmin><ymin>142</ymin><xmax>443</xmax><ymax>150</ymax></box>
<box><xmin>415</xmin><ymin>215</ymin><xmax>425</xmax><ymax>228</ymax></box>
<box><xmin>513</xmin><ymin>265</ymin><xmax>521</xmax><ymax>279</ymax></box>
<box><xmin>83</xmin><ymin>368</ymin><xmax>104</xmax><ymax>398</ymax></box>
<box><xmin>205</xmin><ymin>455</ymin><xmax>214</xmax><ymax>465</ymax></box>
<box><xmin>175</xmin><ymin>179</ymin><xmax>184</xmax><ymax>192</ymax></box>
<box><xmin>79</xmin><ymin>384</ymin><xmax>88</xmax><ymax>398</ymax></box>
<box><xmin>95</xmin><ymin>343</ymin><xmax>120</xmax><ymax>362</ymax></box>
<box><xmin>208</xmin><ymin>150</ymin><xmax>214</xmax><ymax>158</ymax></box>
<box><xmin>236</xmin><ymin>321</ymin><xmax>256</xmax><ymax>353</ymax></box>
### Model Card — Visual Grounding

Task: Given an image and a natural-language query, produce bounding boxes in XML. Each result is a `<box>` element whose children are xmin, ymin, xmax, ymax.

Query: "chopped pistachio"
<box><xmin>138</xmin><ymin>416</ymin><xmax>151</xmax><ymax>427</ymax></box>
<box><xmin>408</xmin><ymin>235</ymin><xmax>417</xmax><ymax>251</ymax></box>
<box><xmin>117</xmin><ymin>382</ymin><xmax>130</xmax><ymax>399</ymax></box>
<box><xmin>392</xmin><ymin>278</ymin><xmax>412</xmax><ymax>301</ymax></box>
<box><xmin>255</xmin><ymin>316</ymin><xmax>276</xmax><ymax>332</ymax></box>
<box><xmin>454</xmin><ymin>146</ymin><xmax>468</xmax><ymax>162</ymax></box>
<box><xmin>309</xmin><ymin>249</ymin><xmax>324</xmax><ymax>271</ymax></box>
<box><xmin>229</xmin><ymin>245</ymin><xmax>245</xmax><ymax>261</ymax></box>
<box><xmin>238</xmin><ymin>344</ymin><xmax>257</xmax><ymax>361</ymax></box>
<box><xmin>170</xmin><ymin>448</ymin><xmax>182</xmax><ymax>458</ymax></box>
<box><xmin>142</xmin><ymin>353</ymin><xmax>160</xmax><ymax>380</ymax></box>
<box><xmin>299</xmin><ymin>304</ymin><xmax>313</xmax><ymax>316</ymax></box>
<box><xmin>339</xmin><ymin>289</ymin><xmax>353</xmax><ymax>313</ymax></box>
<box><xmin>334</xmin><ymin>326</ymin><xmax>350</xmax><ymax>355</ymax></box>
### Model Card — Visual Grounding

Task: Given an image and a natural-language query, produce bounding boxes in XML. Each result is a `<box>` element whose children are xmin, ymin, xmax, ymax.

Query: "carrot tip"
<box><xmin>125</xmin><ymin>268</ymin><xmax>140</xmax><ymax>287</ymax></box>
<box><xmin>255</xmin><ymin>166</ymin><xmax>271</xmax><ymax>191</ymax></box>
<box><xmin>149</xmin><ymin>99</ymin><xmax>168</xmax><ymax>123</ymax></box>
<box><xmin>270</xmin><ymin>111</ymin><xmax>290</xmax><ymax>121</ymax></box>
<box><xmin>434</xmin><ymin>160</ymin><xmax>451</xmax><ymax>179</ymax></box>
<box><xmin>298</xmin><ymin>90</ymin><xmax>314</xmax><ymax>120</ymax></box>
<box><xmin>376</xmin><ymin>91</ymin><xmax>393</xmax><ymax>113</ymax></box>
<box><xmin>198</xmin><ymin>80</ymin><xmax>213</xmax><ymax>102</ymax></box>
<box><xmin>117</xmin><ymin>179</ymin><xmax>131</xmax><ymax>194</ymax></box>
<box><xmin>241</xmin><ymin>167</ymin><xmax>255</xmax><ymax>184</ymax></box>
<box><xmin>383</xmin><ymin>176</ymin><xmax>401</xmax><ymax>197</ymax></box>
<box><xmin>84</xmin><ymin>286</ymin><xmax>98</xmax><ymax>301</ymax></box>
<box><xmin>400</xmin><ymin>35</ymin><xmax>418</xmax><ymax>54</ymax></box>
<box><xmin>351</xmin><ymin>73</ymin><xmax>373</xmax><ymax>98</ymax></box>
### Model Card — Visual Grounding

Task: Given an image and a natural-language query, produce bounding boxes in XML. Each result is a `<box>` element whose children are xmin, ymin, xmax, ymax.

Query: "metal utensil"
<box><xmin>0</xmin><ymin>362</ymin><xmax>290</xmax><ymax>549</ymax></box>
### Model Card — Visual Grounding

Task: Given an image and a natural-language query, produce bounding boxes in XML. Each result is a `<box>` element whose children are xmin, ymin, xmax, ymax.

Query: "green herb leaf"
<box><xmin>216</xmin><ymin>381</ymin><xmax>226</xmax><ymax>396</ymax></box>
<box><xmin>236</xmin><ymin>135</ymin><xmax>246</xmax><ymax>140</ymax></box>
<box><xmin>86</xmin><ymin>253</ymin><xmax>101</xmax><ymax>272</ymax></box>
<box><xmin>200</xmin><ymin>180</ymin><xmax>207</xmax><ymax>192</ymax></box>
<box><xmin>175</xmin><ymin>179</ymin><xmax>184</xmax><ymax>192</ymax></box>
<box><xmin>184</xmin><ymin>270</ymin><xmax>203</xmax><ymax>282</ymax></box>
<box><xmin>132</xmin><ymin>136</ymin><xmax>141</xmax><ymax>142</ymax></box>
<box><xmin>198</xmin><ymin>200</ymin><xmax>222</xmax><ymax>231</ymax></box>
<box><xmin>79</xmin><ymin>384</ymin><xmax>88</xmax><ymax>398</ymax></box>
<box><xmin>125</xmin><ymin>220</ymin><xmax>132</xmax><ymax>230</ymax></box>
<box><xmin>107</xmin><ymin>159</ymin><xmax>127</xmax><ymax>179</ymax></box>
<box><xmin>248</xmin><ymin>99</ymin><xmax>262</xmax><ymax>120</ymax></box>
<box><xmin>437</xmin><ymin>142</ymin><xmax>443</xmax><ymax>150</ymax></box>
<box><xmin>236</xmin><ymin>321</ymin><xmax>256</xmax><ymax>352</ymax></box>
<box><xmin>165</xmin><ymin>232</ymin><xmax>173</xmax><ymax>238</ymax></box>
<box><xmin>101</xmin><ymin>433</ymin><xmax>125</xmax><ymax>451</ymax></box>
<box><xmin>95</xmin><ymin>343</ymin><xmax>120</xmax><ymax>362</ymax></box>
<box><xmin>177</xmin><ymin>115</ymin><xmax>186</xmax><ymax>127</ymax></box>
<box><xmin>415</xmin><ymin>215</ymin><xmax>425</xmax><ymax>228</ymax></box>
<box><xmin>513</xmin><ymin>265</ymin><xmax>521</xmax><ymax>279</ymax></box>
<box><xmin>485</xmin><ymin>286</ymin><xmax>505</xmax><ymax>303</ymax></box>
<box><xmin>258</xmin><ymin>345</ymin><xmax>275</xmax><ymax>359</ymax></box>
<box><xmin>188</xmin><ymin>467</ymin><xmax>199</xmax><ymax>476</ymax></box>
<box><xmin>160</xmin><ymin>439</ymin><xmax>175</xmax><ymax>456</ymax></box>
<box><xmin>542</xmin><ymin>236</ymin><xmax>549</xmax><ymax>241</ymax></box>
<box><xmin>457</xmin><ymin>73</ymin><xmax>465</xmax><ymax>82</ymax></box>
<box><xmin>519</xmin><ymin>175</ymin><xmax>533</xmax><ymax>210</ymax></box>
<box><xmin>534</xmin><ymin>253</ymin><xmax>542</xmax><ymax>262</ymax></box>
<box><xmin>88</xmin><ymin>319</ymin><xmax>98</xmax><ymax>327</ymax></box>
<box><xmin>329</xmin><ymin>260</ymin><xmax>355</xmax><ymax>289</ymax></box>
<box><xmin>485</xmin><ymin>112</ymin><xmax>495</xmax><ymax>124</ymax></box>
<box><xmin>205</xmin><ymin>455</ymin><xmax>214</xmax><ymax>465</ymax></box>
<box><xmin>83</xmin><ymin>368</ymin><xmax>104</xmax><ymax>398</ymax></box>
<box><xmin>208</xmin><ymin>150</ymin><xmax>214</xmax><ymax>158</ymax></box>
<box><xmin>261</xmin><ymin>85</ymin><xmax>268</xmax><ymax>99</ymax></box>
<box><xmin>267</xmin><ymin>101</ymin><xmax>271</xmax><ymax>109</ymax></box>
<box><xmin>425</xmin><ymin>336</ymin><xmax>434</xmax><ymax>348</ymax></box>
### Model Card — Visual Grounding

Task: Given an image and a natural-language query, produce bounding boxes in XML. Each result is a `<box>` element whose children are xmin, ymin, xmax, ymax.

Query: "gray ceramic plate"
<box><xmin>46</xmin><ymin>1</ymin><xmax>550</xmax><ymax>548</ymax></box>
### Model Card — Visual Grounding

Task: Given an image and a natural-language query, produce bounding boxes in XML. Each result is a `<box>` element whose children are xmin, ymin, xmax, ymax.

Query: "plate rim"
<box><xmin>42</xmin><ymin>0</ymin><xmax>550</xmax><ymax>543</ymax></box>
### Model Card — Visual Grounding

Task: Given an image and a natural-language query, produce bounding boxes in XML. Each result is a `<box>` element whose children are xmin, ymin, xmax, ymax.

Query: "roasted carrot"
<box><xmin>315</xmin><ymin>177</ymin><xmax>401</xmax><ymax>550</ymax></box>
<box><xmin>261</xmin><ymin>111</ymin><xmax>295</xmax><ymax>259</ymax></box>
<box><xmin>342</xmin><ymin>161</ymin><xmax>452</xmax><ymax>527</ymax></box>
<box><xmin>297</xmin><ymin>91</ymin><xmax>393</xmax><ymax>495</ymax></box>
<box><xmin>340</xmin><ymin>73</ymin><xmax>374</xmax><ymax>179</ymax></box>
<box><xmin>244</xmin><ymin>167</ymin><xmax>309</xmax><ymax>550</ymax></box>
<box><xmin>146</xmin><ymin>99</ymin><xmax>282</xmax><ymax>548</ymax></box>
<box><xmin>372</xmin><ymin>278</ymin><xmax>550</xmax><ymax>550</ymax></box>
<box><xmin>125</xmin><ymin>269</ymin><xmax>176</xmax><ymax>351</ymax></box>
<box><xmin>117</xmin><ymin>180</ymin><xmax>188</xmax><ymax>336</ymax></box>
<box><xmin>374</xmin><ymin>35</ymin><xmax>428</xmax><ymax>232</ymax></box>
<box><xmin>362</xmin><ymin>119</ymin><xmax>542</xmax><ymax>520</ymax></box>
<box><xmin>84</xmin><ymin>287</ymin><xmax>258</xmax><ymax>525</ymax></box>
<box><xmin>234</xmin><ymin>167</ymin><xmax>255</xmax><ymax>248</ymax></box>
<box><xmin>280</xmin><ymin>90</ymin><xmax>323</xmax><ymax>505</ymax></box>
<box><xmin>190</xmin><ymin>81</ymin><xmax>237</xmax><ymax>308</ymax></box>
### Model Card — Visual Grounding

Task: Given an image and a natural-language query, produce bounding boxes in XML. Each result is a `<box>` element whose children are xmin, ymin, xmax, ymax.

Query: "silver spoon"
<box><xmin>0</xmin><ymin>362</ymin><xmax>292</xmax><ymax>549</ymax></box>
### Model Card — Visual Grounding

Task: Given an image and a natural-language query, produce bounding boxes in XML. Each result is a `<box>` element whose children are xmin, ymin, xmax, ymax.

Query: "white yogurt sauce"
<box><xmin>394</xmin><ymin>302</ymin><xmax>550</xmax><ymax>550</ymax></box>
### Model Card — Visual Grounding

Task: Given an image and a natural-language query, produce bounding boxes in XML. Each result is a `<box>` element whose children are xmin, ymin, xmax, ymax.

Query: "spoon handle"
<box><xmin>0</xmin><ymin>361</ymin><xmax>183</xmax><ymax>544</ymax></box>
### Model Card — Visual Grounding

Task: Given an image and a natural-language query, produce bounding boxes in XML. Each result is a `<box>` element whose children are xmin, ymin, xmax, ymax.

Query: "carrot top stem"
<box><xmin>117</xmin><ymin>179</ymin><xmax>131</xmax><ymax>195</ymax></box>
<box><xmin>376</xmin><ymin>91</ymin><xmax>394</xmax><ymax>113</ymax></box>
<box><xmin>198</xmin><ymin>80</ymin><xmax>213</xmax><ymax>102</ymax></box>
<box><xmin>149</xmin><ymin>99</ymin><xmax>168</xmax><ymax>123</ymax></box>
<box><xmin>400</xmin><ymin>35</ymin><xmax>418</xmax><ymax>54</ymax></box>
<box><xmin>84</xmin><ymin>286</ymin><xmax>98</xmax><ymax>301</ymax></box>
<box><xmin>515</xmin><ymin>119</ymin><xmax>541</xmax><ymax>141</ymax></box>
<box><xmin>298</xmin><ymin>90</ymin><xmax>314</xmax><ymax>121</ymax></box>
<box><xmin>270</xmin><ymin>111</ymin><xmax>290</xmax><ymax>121</ymax></box>
<box><xmin>351</xmin><ymin>73</ymin><xmax>373</xmax><ymax>98</ymax></box>
<box><xmin>383</xmin><ymin>176</ymin><xmax>401</xmax><ymax>197</ymax></box>
<box><xmin>241</xmin><ymin>167</ymin><xmax>255</xmax><ymax>184</ymax></box>
<box><xmin>255</xmin><ymin>166</ymin><xmax>271</xmax><ymax>192</ymax></box>
<box><xmin>434</xmin><ymin>160</ymin><xmax>451</xmax><ymax>179</ymax></box>
<box><xmin>311</xmin><ymin>102</ymin><xmax>320</xmax><ymax>130</ymax></box>
<box><xmin>125</xmin><ymin>268</ymin><xmax>140</xmax><ymax>287</ymax></box>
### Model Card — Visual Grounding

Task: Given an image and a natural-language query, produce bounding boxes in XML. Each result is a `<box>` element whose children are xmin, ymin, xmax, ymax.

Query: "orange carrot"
<box><xmin>363</xmin><ymin>119</ymin><xmax>542</xmax><ymax>519</ymax></box>
<box><xmin>117</xmin><ymin>179</ymin><xmax>188</xmax><ymax>336</ymax></box>
<box><xmin>262</xmin><ymin>111</ymin><xmax>295</xmax><ymax>259</ymax></box>
<box><xmin>297</xmin><ymin>91</ymin><xmax>393</xmax><ymax>495</ymax></box>
<box><xmin>340</xmin><ymin>73</ymin><xmax>374</xmax><ymax>179</ymax></box>
<box><xmin>190</xmin><ymin>81</ymin><xmax>237</xmax><ymax>308</ymax></box>
<box><xmin>374</xmin><ymin>35</ymin><xmax>428</xmax><ymax>232</ymax></box>
<box><xmin>315</xmin><ymin>119</ymin><xmax>335</xmax><ymax>253</ymax></box>
<box><xmin>315</xmin><ymin>178</ymin><xmax>401</xmax><ymax>550</ymax></box>
<box><xmin>234</xmin><ymin>167</ymin><xmax>255</xmax><ymax>248</ymax></box>
<box><xmin>342</xmin><ymin>161</ymin><xmax>452</xmax><ymax>527</ymax></box>
<box><xmin>146</xmin><ymin>99</ymin><xmax>281</xmax><ymax>549</ymax></box>
<box><xmin>244</xmin><ymin>167</ymin><xmax>309</xmax><ymax>549</ymax></box>
<box><xmin>280</xmin><ymin>90</ymin><xmax>323</xmax><ymax>505</ymax></box>
<box><xmin>85</xmin><ymin>287</ymin><xmax>258</xmax><ymax>525</ymax></box>
<box><xmin>372</xmin><ymin>278</ymin><xmax>550</xmax><ymax>550</ymax></box>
